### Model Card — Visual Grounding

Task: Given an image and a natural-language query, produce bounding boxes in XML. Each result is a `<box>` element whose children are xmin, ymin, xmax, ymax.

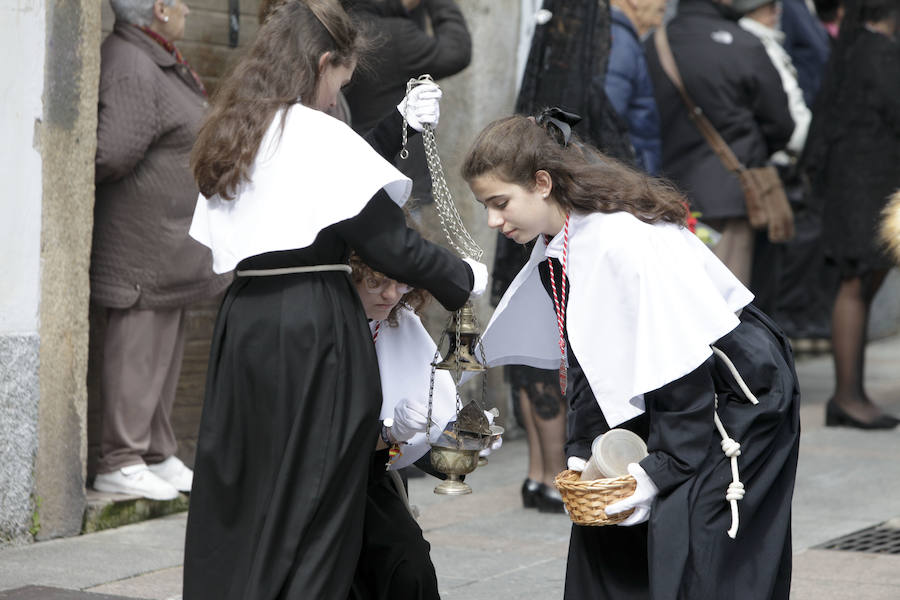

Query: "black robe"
<box><xmin>538</xmin><ymin>261</ymin><xmax>801</xmax><ymax>600</ymax></box>
<box><xmin>349</xmin><ymin>449</ymin><xmax>440</xmax><ymax>600</ymax></box>
<box><xmin>182</xmin><ymin>113</ymin><xmax>472</xmax><ymax>600</ymax></box>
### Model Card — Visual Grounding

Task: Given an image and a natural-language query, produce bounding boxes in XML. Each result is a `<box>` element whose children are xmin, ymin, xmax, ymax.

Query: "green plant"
<box><xmin>29</xmin><ymin>495</ymin><xmax>42</xmax><ymax>537</ymax></box>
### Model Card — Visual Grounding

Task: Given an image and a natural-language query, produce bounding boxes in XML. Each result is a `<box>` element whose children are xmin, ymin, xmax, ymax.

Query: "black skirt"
<box><xmin>183</xmin><ymin>250</ymin><xmax>380</xmax><ymax>599</ymax></box>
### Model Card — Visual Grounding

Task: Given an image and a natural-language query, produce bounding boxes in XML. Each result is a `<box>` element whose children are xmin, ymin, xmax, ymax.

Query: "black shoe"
<box><xmin>521</xmin><ymin>478</ymin><xmax>540</xmax><ymax>509</ymax></box>
<box><xmin>825</xmin><ymin>400</ymin><xmax>899</xmax><ymax>430</ymax></box>
<box><xmin>535</xmin><ymin>483</ymin><xmax>566</xmax><ymax>514</ymax></box>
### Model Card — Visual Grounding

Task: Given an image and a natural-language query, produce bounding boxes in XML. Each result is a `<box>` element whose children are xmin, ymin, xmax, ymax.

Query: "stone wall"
<box><xmin>32</xmin><ymin>0</ymin><xmax>102</xmax><ymax>540</ymax></box>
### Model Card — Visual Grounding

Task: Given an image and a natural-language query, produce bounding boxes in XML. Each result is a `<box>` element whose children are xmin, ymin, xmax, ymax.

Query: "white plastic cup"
<box><xmin>579</xmin><ymin>429</ymin><xmax>647</xmax><ymax>481</ymax></box>
<box><xmin>580</xmin><ymin>445</ymin><xmax>605</xmax><ymax>481</ymax></box>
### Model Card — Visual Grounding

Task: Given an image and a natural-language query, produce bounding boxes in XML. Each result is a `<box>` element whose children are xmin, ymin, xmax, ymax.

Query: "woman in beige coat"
<box><xmin>91</xmin><ymin>0</ymin><xmax>231</xmax><ymax>500</ymax></box>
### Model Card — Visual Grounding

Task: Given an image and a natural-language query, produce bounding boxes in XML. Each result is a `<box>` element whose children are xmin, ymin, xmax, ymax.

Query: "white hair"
<box><xmin>109</xmin><ymin>0</ymin><xmax>175</xmax><ymax>27</ymax></box>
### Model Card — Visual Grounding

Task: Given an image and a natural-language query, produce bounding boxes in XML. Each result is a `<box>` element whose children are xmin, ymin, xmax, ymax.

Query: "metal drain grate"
<box><xmin>818</xmin><ymin>523</ymin><xmax>900</xmax><ymax>554</ymax></box>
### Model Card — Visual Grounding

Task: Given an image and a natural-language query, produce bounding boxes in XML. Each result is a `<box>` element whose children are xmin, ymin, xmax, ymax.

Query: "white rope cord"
<box><xmin>235</xmin><ymin>264</ymin><xmax>352</xmax><ymax>277</ymax></box>
<box><xmin>713</xmin><ymin>394</ymin><xmax>743</xmax><ymax>539</ymax></box>
<box><xmin>711</xmin><ymin>346</ymin><xmax>758</xmax><ymax>405</ymax></box>
<box><xmin>709</xmin><ymin>345</ymin><xmax>757</xmax><ymax>539</ymax></box>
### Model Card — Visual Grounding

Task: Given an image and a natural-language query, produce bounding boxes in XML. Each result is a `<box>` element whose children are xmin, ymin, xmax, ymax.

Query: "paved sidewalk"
<box><xmin>2</xmin><ymin>337</ymin><xmax>900</xmax><ymax>599</ymax></box>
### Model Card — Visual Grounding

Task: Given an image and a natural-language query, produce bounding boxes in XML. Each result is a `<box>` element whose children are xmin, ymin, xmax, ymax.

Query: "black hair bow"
<box><xmin>536</xmin><ymin>107</ymin><xmax>582</xmax><ymax>147</ymax></box>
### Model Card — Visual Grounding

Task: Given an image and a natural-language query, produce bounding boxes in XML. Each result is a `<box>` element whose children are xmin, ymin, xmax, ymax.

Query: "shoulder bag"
<box><xmin>653</xmin><ymin>26</ymin><xmax>794</xmax><ymax>242</ymax></box>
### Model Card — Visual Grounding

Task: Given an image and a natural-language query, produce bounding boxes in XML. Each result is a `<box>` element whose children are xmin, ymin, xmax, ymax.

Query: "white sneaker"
<box><xmin>94</xmin><ymin>464</ymin><xmax>179</xmax><ymax>501</ymax></box>
<box><xmin>148</xmin><ymin>456</ymin><xmax>193</xmax><ymax>493</ymax></box>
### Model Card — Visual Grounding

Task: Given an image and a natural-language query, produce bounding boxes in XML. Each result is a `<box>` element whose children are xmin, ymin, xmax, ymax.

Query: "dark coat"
<box><xmin>344</xmin><ymin>0</ymin><xmax>471</xmax><ymax>132</ymax></box>
<box><xmin>809</xmin><ymin>30</ymin><xmax>900</xmax><ymax>275</ymax></box>
<box><xmin>781</xmin><ymin>0</ymin><xmax>831</xmax><ymax>108</ymax></box>
<box><xmin>606</xmin><ymin>8</ymin><xmax>662</xmax><ymax>175</ymax></box>
<box><xmin>343</xmin><ymin>0</ymin><xmax>471</xmax><ymax>204</ymax></box>
<box><xmin>644</xmin><ymin>0</ymin><xmax>794</xmax><ymax>220</ymax></box>
<box><xmin>93</xmin><ymin>24</ymin><xmax>231</xmax><ymax>309</ymax></box>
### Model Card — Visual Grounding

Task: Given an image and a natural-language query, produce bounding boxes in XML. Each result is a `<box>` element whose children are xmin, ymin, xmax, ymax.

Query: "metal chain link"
<box><xmin>400</xmin><ymin>75</ymin><xmax>483</xmax><ymax>261</ymax></box>
<box><xmin>453</xmin><ymin>310</ymin><xmax>463</xmax><ymax>449</ymax></box>
<box><xmin>426</xmin><ymin>346</ymin><xmax>439</xmax><ymax>446</ymax></box>
<box><xmin>425</xmin><ymin>312</ymin><xmax>464</xmax><ymax>450</ymax></box>
<box><xmin>403</xmin><ymin>74</ymin><xmax>487</xmax><ymax>454</ymax></box>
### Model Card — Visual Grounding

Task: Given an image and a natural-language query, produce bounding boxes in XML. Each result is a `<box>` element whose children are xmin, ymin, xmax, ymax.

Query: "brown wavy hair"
<box><xmin>349</xmin><ymin>253</ymin><xmax>430</xmax><ymax>326</ymax></box>
<box><xmin>461</xmin><ymin>115</ymin><xmax>688</xmax><ymax>226</ymax></box>
<box><xmin>192</xmin><ymin>0</ymin><xmax>366</xmax><ymax>200</ymax></box>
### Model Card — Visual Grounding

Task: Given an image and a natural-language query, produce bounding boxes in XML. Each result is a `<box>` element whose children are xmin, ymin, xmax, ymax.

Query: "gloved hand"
<box><xmin>567</xmin><ymin>456</ymin><xmax>588</xmax><ymax>472</ymax></box>
<box><xmin>604</xmin><ymin>463</ymin><xmax>659</xmax><ymax>526</ymax></box>
<box><xmin>479</xmin><ymin>435</ymin><xmax>502</xmax><ymax>457</ymax></box>
<box><xmin>397</xmin><ymin>82</ymin><xmax>442</xmax><ymax>132</ymax></box>
<box><xmin>479</xmin><ymin>409</ymin><xmax>502</xmax><ymax>456</ymax></box>
<box><xmin>464</xmin><ymin>258</ymin><xmax>488</xmax><ymax>297</ymax></box>
<box><xmin>390</xmin><ymin>397</ymin><xmax>429</xmax><ymax>443</ymax></box>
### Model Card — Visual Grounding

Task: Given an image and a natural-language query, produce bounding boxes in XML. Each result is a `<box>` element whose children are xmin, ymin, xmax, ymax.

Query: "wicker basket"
<box><xmin>554</xmin><ymin>470</ymin><xmax>637</xmax><ymax>526</ymax></box>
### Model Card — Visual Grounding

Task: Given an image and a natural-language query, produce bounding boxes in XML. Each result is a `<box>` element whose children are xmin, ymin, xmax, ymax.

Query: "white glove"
<box><xmin>464</xmin><ymin>258</ymin><xmax>488</xmax><ymax>297</ymax></box>
<box><xmin>390</xmin><ymin>397</ymin><xmax>429</xmax><ymax>443</ymax></box>
<box><xmin>479</xmin><ymin>434</ymin><xmax>502</xmax><ymax>457</ymax></box>
<box><xmin>397</xmin><ymin>82</ymin><xmax>442</xmax><ymax>131</ymax></box>
<box><xmin>604</xmin><ymin>463</ymin><xmax>659</xmax><ymax>526</ymax></box>
<box><xmin>567</xmin><ymin>456</ymin><xmax>588</xmax><ymax>472</ymax></box>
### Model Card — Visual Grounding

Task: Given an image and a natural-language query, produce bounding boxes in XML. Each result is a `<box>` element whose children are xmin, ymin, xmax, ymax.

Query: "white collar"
<box><xmin>189</xmin><ymin>103</ymin><xmax>411</xmax><ymax>273</ymax></box>
<box><xmin>476</xmin><ymin>211</ymin><xmax>753</xmax><ymax>427</ymax></box>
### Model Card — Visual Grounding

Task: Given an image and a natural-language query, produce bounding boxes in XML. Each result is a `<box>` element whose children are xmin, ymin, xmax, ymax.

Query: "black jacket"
<box><xmin>644</xmin><ymin>0</ymin><xmax>794</xmax><ymax>220</ymax></box>
<box><xmin>344</xmin><ymin>0</ymin><xmax>471</xmax><ymax>204</ymax></box>
<box><xmin>344</xmin><ymin>0</ymin><xmax>471</xmax><ymax>132</ymax></box>
<box><xmin>806</xmin><ymin>29</ymin><xmax>900</xmax><ymax>272</ymax></box>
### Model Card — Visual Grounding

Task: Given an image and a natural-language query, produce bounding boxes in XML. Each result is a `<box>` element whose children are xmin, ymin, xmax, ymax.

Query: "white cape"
<box><xmin>372</xmin><ymin>307</ymin><xmax>457</xmax><ymax>470</ymax></box>
<box><xmin>190</xmin><ymin>103</ymin><xmax>412</xmax><ymax>273</ymax></box>
<box><xmin>478</xmin><ymin>211</ymin><xmax>754</xmax><ymax>428</ymax></box>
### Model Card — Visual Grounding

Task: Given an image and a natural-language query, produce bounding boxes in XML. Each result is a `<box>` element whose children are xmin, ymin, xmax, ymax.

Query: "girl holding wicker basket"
<box><xmin>463</xmin><ymin>110</ymin><xmax>801</xmax><ymax>600</ymax></box>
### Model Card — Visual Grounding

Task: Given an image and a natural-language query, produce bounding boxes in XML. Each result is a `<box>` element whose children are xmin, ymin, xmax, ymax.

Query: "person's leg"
<box><xmin>350</xmin><ymin>453</ymin><xmax>439</xmax><ymax>600</ymax></box>
<box><xmin>828</xmin><ymin>270</ymin><xmax>896</xmax><ymax>426</ymax></box>
<box><xmin>97</xmin><ymin>307</ymin><xmax>184</xmax><ymax>473</ymax></box>
<box><xmin>531</xmin><ymin>382</ymin><xmax>566</xmax><ymax>480</ymax></box>
<box><xmin>144</xmin><ymin>308</ymin><xmax>194</xmax><ymax>491</ymax></box>
<box><xmin>713</xmin><ymin>219</ymin><xmax>755</xmax><ymax>285</ymax></box>
<box><xmin>94</xmin><ymin>307</ymin><xmax>183</xmax><ymax>499</ymax></box>
<box><xmin>518</xmin><ymin>387</ymin><xmax>544</xmax><ymax>481</ymax></box>
<box><xmin>530</xmin><ymin>381</ymin><xmax>566</xmax><ymax>513</ymax></box>
<box><xmin>517</xmin><ymin>386</ymin><xmax>544</xmax><ymax>507</ymax></box>
<box><xmin>145</xmin><ymin>308</ymin><xmax>187</xmax><ymax>465</ymax></box>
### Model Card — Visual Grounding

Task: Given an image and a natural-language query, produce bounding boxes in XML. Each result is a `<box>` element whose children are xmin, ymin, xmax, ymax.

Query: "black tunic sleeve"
<box><xmin>362</xmin><ymin>109</ymin><xmax>414</xmax><ymax>161</ymax></box>
<box><xmin>334</xmin><ymin>191</ymin><xmax>473</xmax><ymax>311</ymax></box>
<box><xmin>639</xmin><ymin>356</ymin><xmax>717</xmax><ymax>496</ymax></box>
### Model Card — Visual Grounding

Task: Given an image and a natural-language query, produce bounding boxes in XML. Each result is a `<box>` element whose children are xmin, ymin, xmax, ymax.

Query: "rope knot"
<box><xmin>726</xmin><ymin>481</ymin><xmax>745</xmax><ymax>501</ymax></box>
<box><xmin>721</xmin><ymin>437</ymin><xmax>741</xmax><ymax>458</ymax></box>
